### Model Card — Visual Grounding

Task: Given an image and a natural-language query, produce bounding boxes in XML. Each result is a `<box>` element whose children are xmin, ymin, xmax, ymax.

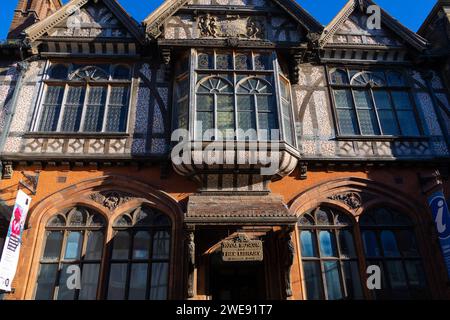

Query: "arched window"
<box><xmin>329</xmin><ymin>68</ymin><xmax>421</xmax><ymax>137</ymax></box>
<box><xmin>298</xmin><ymin>207</ymin><xmax>363</xmax><ymax>300</ymax></box>
<box><xmin>37</xmin><ymin>63</ymin><xmax>131</xmax><ymax>133</ymax></box>
<box><xmin>196</xmin><ymin>76</ymin><xmax>234</xmax><ymax>139</ymax></box>
<box><xmin>360</xmin><ymin>207</ymin><xmax>428</xmax><ymax>299</ymax></box>
<box><xmin>34</xmin><ymin>207</ymin><xmax>106</xmax><ymax>300</ymax></box>
<box><xmin>107</xmin><ymin>206</ymin><xmax>172</xmax><ymax>300</ymax></box>
<box><xmin>237</xmin><ymin>77</ymin><xmax>277</xmax><ymax>140</ymax></box>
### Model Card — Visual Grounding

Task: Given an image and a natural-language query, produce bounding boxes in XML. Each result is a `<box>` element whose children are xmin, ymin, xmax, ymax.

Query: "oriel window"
<box><xmin>173</xmin><ymin>50</ymin><xmax>296</xmax><ymax>144</ymax></box>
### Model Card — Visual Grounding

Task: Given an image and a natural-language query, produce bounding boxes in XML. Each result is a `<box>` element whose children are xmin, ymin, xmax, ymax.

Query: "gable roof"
<box><xmin>418</xmin><ymin>0</ymin><xmax>450</xmax><ymax>36</ymax></box>
<box><xmin>143</xmin><ymin>0</ymin><xmax>323</xmax><ymax>39</ymax></box>
<box><xmin>24</xmin><ymin>0</ymin><xmax>144</xmax><ymax>44</ymax></box>
<box><xmin>319</xmin><ymin>0</ymin><xmax>429</xmax><ymax>51</ymax></box>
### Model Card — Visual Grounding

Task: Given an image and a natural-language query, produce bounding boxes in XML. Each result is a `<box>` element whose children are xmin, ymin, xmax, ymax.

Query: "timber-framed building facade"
<box><xmin>0</xmin><ymin>0</ymin><xmax>450</xmax><ymax>300</ymax></box>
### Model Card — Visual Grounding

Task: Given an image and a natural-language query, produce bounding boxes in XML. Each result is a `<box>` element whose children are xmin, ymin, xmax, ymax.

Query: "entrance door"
<box><xmin>210</xmin><ymin>254</ymin><xmax>266</xmax><ymax>300</ymax></box>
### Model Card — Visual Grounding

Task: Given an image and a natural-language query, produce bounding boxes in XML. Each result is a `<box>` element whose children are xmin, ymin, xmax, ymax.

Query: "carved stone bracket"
<box><xmin>90</xmin><ymin>191</ymin><xmax>132</xmax><ymax>211</ymax></box>
<box><xmin>328</xmin><ymin>192</ymin><xmax>362</xmax><ymax>210</ymax></box>
<box><xmin>161</xmin><ymin>48</ymin><xmax>171</xmax><ymax>65</ymax></box>
<box><xmin>298</xmin><ymin>162</ymin><xmax>308</xmax><ymax>180</ymax></box>
<box><xmin>1</xmin><ymin>162</ymin><xmax>13</xmax><ymax>180</ymax></box>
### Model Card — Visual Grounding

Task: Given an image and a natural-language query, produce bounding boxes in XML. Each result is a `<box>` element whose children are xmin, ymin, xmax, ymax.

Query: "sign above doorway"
<box><xmin>221</xmin><ymin>233</ymin><xmax>263</xmax><ymax>262</ymax></box>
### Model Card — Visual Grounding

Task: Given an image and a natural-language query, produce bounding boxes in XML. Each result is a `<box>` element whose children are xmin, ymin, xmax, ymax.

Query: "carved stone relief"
<box><xmin>90</xmin><ymin>191</ymin><xmax>132</xmax><ymax>211</ymax></box>
<box><xmin>328</xmin><ymin>192</ymin><xmax>362</xmax><ymax>210</ymax></box>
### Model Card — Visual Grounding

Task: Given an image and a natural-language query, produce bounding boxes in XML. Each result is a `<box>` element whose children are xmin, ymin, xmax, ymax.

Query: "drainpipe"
<box><xmin>0</xmin><ymin>60</ymin><xmax>29</xmax><ymax>178</ymax></box>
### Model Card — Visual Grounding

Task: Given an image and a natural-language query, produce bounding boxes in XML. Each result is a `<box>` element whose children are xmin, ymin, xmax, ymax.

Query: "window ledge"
<box><xmin>334</xmin><ymin>135</ymin><xmax>429</xmax><ymax>142</ymax></box>
<box><xmin>24</xmin><ymin>132</ymin><xmax>130</xmax><ymax>139</ymax></box>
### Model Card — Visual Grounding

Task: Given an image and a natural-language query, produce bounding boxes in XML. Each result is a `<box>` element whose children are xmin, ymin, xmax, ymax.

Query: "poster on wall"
<box><xmin>428</xmin><ymin>191</ymin><xmax>450</xmax><ymax>279</ymax></box>
<box><xmin>0</xmin><ymin>190</ymin><xmax>31</xmax><ymax>292</ymax></box>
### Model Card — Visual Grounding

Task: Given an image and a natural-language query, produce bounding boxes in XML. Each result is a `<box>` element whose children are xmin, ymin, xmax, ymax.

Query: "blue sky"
<box><xmin>0</xmin><ymin>0</ymin><xmax>437</xmax><ymax>40</ymax></box>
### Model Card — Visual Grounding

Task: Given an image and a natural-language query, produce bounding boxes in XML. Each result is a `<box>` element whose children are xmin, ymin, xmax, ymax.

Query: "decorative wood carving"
<box><xmin>198</xmin><ymin>14</ymin><xmax>265</xmax><ymax>39</ymax></box>
<box><xmin>281</xmin><ymin>229</ymin><xmax>295</xmax><ymax>298</ymax></box>
<box><xmin>90</xmin><ymin>191</ymin><xmax>132</xmax><ymax>211</ymax></box>
<box><xmin>186</xmin><ymin>230</ymin><xmax>195</xmax><ymax>298</ymax></box>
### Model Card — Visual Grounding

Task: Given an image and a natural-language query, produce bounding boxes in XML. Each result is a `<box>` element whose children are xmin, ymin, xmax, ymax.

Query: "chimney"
<box><xmin>7</xmin><ymin>0</ymin><xmax>63</xmax><ymax>39</ymax></box>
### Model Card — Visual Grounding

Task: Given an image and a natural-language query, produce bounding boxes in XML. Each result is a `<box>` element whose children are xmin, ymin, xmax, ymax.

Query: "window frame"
<box><xmin>32</xmin><ymin>62</ymin><xmax>133</xmax><ymax>134</ymax></box>
<box><xmin>327</xmin><ymin>65</ymin><xmax>424</xmax><ymax>139</ymax></box>
<box><xmin>105</xmin><ymin>207</ymin><xmax>172</xmax><ymax>300</ymax></box>
<box><xmin>360</xmin><ymin>208</ymin><xmax>429</xmax><ymax>300</ymax></box>
<box><xmin>34</xmin><ymin>207</ymin><xmax>106</xmax><ymax>300</ymax></box>
<box><xmin>297</xmin><ymin>207</ymin><xmax>364</xmax><ymax>300</ymax></box>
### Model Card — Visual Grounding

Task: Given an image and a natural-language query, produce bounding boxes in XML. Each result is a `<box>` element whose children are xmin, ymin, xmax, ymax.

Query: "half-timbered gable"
<box><xmin>145</xmin><ymin>0</ymin><xmax>322</xmax><ymax>45</ymax></box>
<box><xmin>0</xmin><ymin>0</ymin><xmax>174</xmax><ymax>160</ymax></box>
<box><xmin>293</xmin><ymin>0</ymin><xmax>450</xmax><ymax>161</ymax></box>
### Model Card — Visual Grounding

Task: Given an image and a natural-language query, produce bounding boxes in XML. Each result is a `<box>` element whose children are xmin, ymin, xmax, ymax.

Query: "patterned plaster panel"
<box><xmin>134</xmin><ymin>86</ymin><xmax>150</xmax><ymax>134</ymax></box>
<box><xmin>416</xmin><ymin>92</ymin><xmax>443</xmax><ymax>136</ymax></box>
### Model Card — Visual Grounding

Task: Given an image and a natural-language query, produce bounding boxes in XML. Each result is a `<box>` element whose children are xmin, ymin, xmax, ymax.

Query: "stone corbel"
<box><xmin>186</xmin><ymin>226</ymin><xmax>196</xmax><ymax>299</ymax></box>
<box><xmin>1</xmin><ymin>162</ymin><xmax>13</xmax><ymax>180</ymax></box>
<box><xmin>161</xmin><ymin>48</ymin><xmax>171</xmax><ymax>65</ymax></box>
<box><xmin>298</xmin><ymin>162</ymin><xmax>307</xmax><ymax>180</ymax></box>
<box><xmin>418</xmin><ymin>169</ymin><xmax>443</xmax><ymax>195</ymax></box>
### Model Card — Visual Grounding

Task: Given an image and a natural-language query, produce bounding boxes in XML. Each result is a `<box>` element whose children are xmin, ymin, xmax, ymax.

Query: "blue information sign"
<box><xmin>428</xmin><ymin>191</ymin><xmax>450</xmax><ymax>279</ymax></box>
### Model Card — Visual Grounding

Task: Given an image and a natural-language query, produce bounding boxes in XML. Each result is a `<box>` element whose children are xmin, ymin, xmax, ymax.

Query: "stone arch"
<box><xmin>289</xmin><ymin>176</ymin><xmax>445</xmax><ymax>299</ymax></box>
<box><xmin>21</xmin><ymin>175</ymin><xmax>184</xmax><ymax>300</ymax></box>
<box><xmin>289</xmin><ymin>176</ymin><xmax>427</xmax><ymax>226</ymax></box>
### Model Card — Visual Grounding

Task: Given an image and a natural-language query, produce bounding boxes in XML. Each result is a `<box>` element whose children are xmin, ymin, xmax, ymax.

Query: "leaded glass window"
<box><xmin>36</xmin><ymin>63</ymin><xmax>132</xmax><ymax>133</ymax></box>
<box><xmin>107</xmin><ymin>207</ymin><xmax>171</xmax><ymax>300</ymax></box>
<box><xmin>360</xmin><ymin>207</ymin><xmax>428</xmax><ymax>299</ymax></box>
<box><xmin>34</xmin><ymin>207</ymin><xmax>105</xmax><ymax>300</ymax></box>
<box><xmin>329</xmin><ymin>68</ymin><xmax>421</xmax><ymax>136</ymax></box>
<box><xmin>187</xmin><ymin>50</ymin><xmax>294</xmax><ymax>143</ymax></box>
<box><xmin>298</xmin><ymin>207</ymin><xmax>363</xmax><ymax>300</ymax></box>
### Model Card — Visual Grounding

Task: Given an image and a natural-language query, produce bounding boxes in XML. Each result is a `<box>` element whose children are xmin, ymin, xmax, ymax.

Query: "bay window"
<box><xmin>330</xmin><ymin>68</ymin><xmax>421</xmax><ymax>137</ymax></box>
<box><xmin>173</xmin><ymin>50</ymin><xmax>296</xmax><ymax>144</ymax></box>
<box><xmin>36</xmin><ymin>63</ymin><xmax>131</xmax><ymax>133</ymax></box>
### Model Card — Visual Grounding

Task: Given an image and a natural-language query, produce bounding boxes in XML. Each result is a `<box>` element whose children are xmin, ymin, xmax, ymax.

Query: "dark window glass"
<box><xmin>298</xmin><ymin>207</ymin><xmax>363</xmax><ymax>300</ymax></box>
<box><xmin>107</xmin><ymin>207</ymin><xmax>172</xmax><ymax>300</ymax></box>
<box><xmin>360</xmin><ymin>207</ymin><xmax>428</xmax><ymax>299</ymax></box>
<box><xmin>35</xmin><ymin>207</ymin><xmax>105</xmax><ymax>300</ymax></box>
